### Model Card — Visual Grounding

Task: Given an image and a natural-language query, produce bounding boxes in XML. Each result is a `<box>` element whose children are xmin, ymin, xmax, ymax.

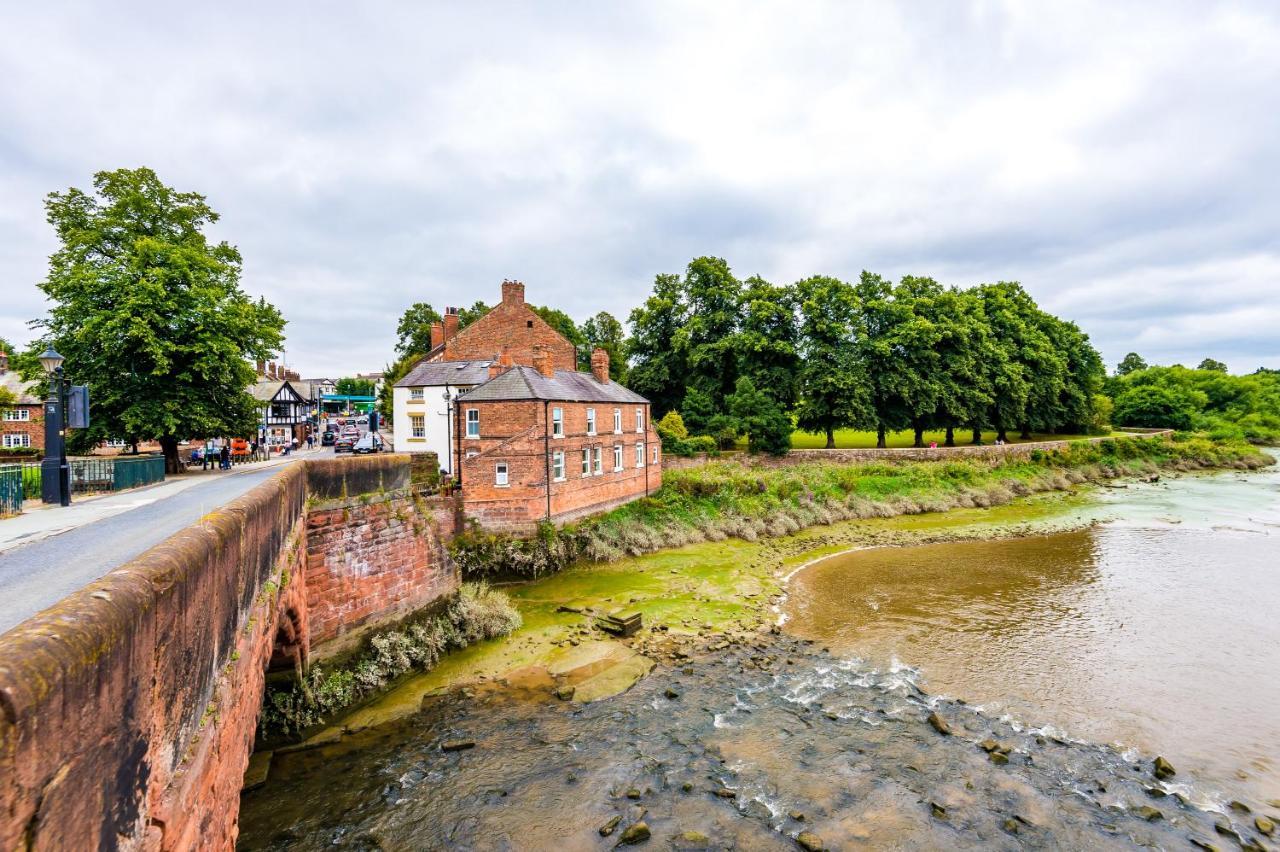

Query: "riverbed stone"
<box><xmin>618</xmin><ymin>821</ymin><xmax>650</xmax><ymax>844</ymax></box>
<box><xmin>599</xmin><ymin>815</ymin><xmax>622</xmax><ymax>836</ymax></box>
<box><xmin>674</xmin><ymin>830</ymin><xmax>710</xmax><ymax>847</ymax></box>
<box><xmin>1230</xmin><ymin>800</ymin><xmax>1251</xmax><ymax>813</ymax></box>
<box><xmin>1256</xmin><ymin>815</ymin><xmax>1274</xmax><ymax>835</ymax></box>
<box><xmin>1153</xmin><ymin>756</ymin><xmax>1176</xmax><ymax>780</ymax></box>
<box><xmin>441</xmin><ymin>740</ymin><xmax>475</xmax><ymax>752</ymax></box>
<box><xmin>795</xmin><ymin>831</ymin><xmax>824</xmax><ymax>851</ymax></box>
<box><xmin>927</xmin><ymin>712</ymin><xmax>952</xmax><ymax>736</ymax></box>
<box><xmin>1132</xmin><ymin>805</ymin><xmax>1163</xmax><ymax>822</ymax></box>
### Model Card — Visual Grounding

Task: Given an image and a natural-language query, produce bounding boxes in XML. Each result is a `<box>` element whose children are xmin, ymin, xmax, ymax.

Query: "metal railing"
<box><xmin>68</xmin><ymin>455</ymin><xmax>166</xmax><ymax>494</ymax></box>
<box><xmin>0</xmin><ymin>466</ymin><xmax>21</xmax><ymax>515</ymax></box>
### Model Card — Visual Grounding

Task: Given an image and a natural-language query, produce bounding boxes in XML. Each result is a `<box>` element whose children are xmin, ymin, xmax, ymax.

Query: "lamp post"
<box><xmin>38</xmin><ymin>347</ymin><xmax>71</xmax><ymax>506</ymax></box>
<box><xmin>441</xmin><ymin>387</ymin><xmax>453</xmax><ymax>477</ymax></box>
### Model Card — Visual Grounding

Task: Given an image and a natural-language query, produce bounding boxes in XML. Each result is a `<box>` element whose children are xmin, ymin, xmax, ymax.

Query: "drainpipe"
<box><xmin>443</xmin><ymin>383</ymin><xmax>452</xmax><ymax>478</ymax></box>
<box><xmin>645</xmin><ymin>406</ymin><xmax>650</xmax><ymax>497</ymax></box>
<box><xmin>544</xmin><ymin>400</ymin><xmax>552</xmax><ymax>521</ymax></box>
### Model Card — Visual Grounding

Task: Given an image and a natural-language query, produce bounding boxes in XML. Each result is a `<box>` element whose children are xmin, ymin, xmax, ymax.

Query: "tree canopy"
<box><xmin>1107</xmin><ymin>363</ymin><xmax>1280</xmax><ymax>442</ymax></box>
<box><xmin>395</xmin><ymin>302</ymin><xmax>442</xmax><ymax>357</ymax></box>
<box><xmin>31</xmin><ymin>167</ymin><xmax>284</xmax><ymax>470</ymax></box>
<box><xmin>335</xmin><ymin>376</ymin><xmax>376</xmax><ymax>396</ymax></box>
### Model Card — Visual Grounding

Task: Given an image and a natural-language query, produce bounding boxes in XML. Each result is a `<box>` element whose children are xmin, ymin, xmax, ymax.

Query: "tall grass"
<box><xmin>451</xmin><ymin>434</ymin><xmax>1271</xmax><ymax>580</ymax></box>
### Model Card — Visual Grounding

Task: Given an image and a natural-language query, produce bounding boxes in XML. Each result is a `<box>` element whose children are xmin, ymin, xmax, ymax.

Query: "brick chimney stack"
<box><xmin>256</xmin><ymin>360</ymin><xmax>265</xmax><ymax>376</ymax></box>
<box><xmin>590</xmin><ymin>347</ymin><xmax>610</xmax><ymax>384</ymax></box>
<box><xmin>443</xmin><ymin>306</ymin><xmax>460</xmax><ymax>341</ymax></box>
<box><xmin>430</xmin><ymin>321</ymin><xmax>444</xmax><ymax>350</ymax></box>
<box><xmin>532</xmin><ymin>344</ymin><xmax>555</xmax><ymax>378</ymax></box>
<box><xmin>0</xmin><ymin>349</ymin><xmax>8</xmax><ymax>375</ymax></box>
<box><xmin>487</xmin><ymin>346</ymin><xmax>515</xmax><ymax>380</ymax></box>
<box><xmin>268</xmin><ymin>361</ymin><xmax>277</xmax><ymax>379</ymax></box>
<box><xmin>501</xmin><ymin>279</ymin><xmax>525</xmax><ymax>307</ymax></box>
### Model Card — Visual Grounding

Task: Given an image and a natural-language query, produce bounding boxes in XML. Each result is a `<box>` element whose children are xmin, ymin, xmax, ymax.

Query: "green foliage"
<box><xmin>1108</xmin><ymin>364</ymin><xmax>1280</xmax><ymax>442</ymax></box>
<box><xmin>679</xmin><ymin>387</ymin><xmax>716</xmax><ymax>436</ymax></box>
<box><xmin>726</xmin><ymin>376</ymin><xmax>792</xmax><ymax>455</ymax></box>
<box><xmin>31</xmin><ymin>167</ymin><xmax>285</xmax><ymax>472</ymax></box>
<box><xmin>1116</xmin><ymin>352</ymin><xmax>1148</xmax><ymax>376</ymax></box>
<box><xmin>626</xmin><ymin>273</ymin><xmax>688</xmax><ymax>417</ymax></box>
<box><xmin>581</xmin><ymin>311</ymin><xmax>628</xmax><ymax>382</ymax></box>
<box><xmin>736</xmin><ymin>276</ymin><xmax>800</xmax><ymax>409</ymax></box>
<box><xmin>656</xmin><ymin>410</ymin><xmax>688</xmax><ymax>440</ymax></box>
<box><xmin>456</xmin><ymin>301</ymin><xmax>490</xmax><ymax>330</ymax></box>
<box><xmin>335</xmin><ymin>376</ymin><xmax>376</xmax><ymax>396</ymax></box>
<box><xmin>793</xmin><ymin>276</ymin><xmax>869</xmax><ymax>447</ymax></box>
<box><xmin>1197</xmin><ymin>358</ymin><xmax>1227</xmax><ymax>373</ymax></box>
<box><xmin>378</xmin><ymin>352</ymin><xmax>419</xmax><ymax>424</ymax></box>
<box><xmin>531</xmin><ymin>305</ymin><xmax>585</xmax><ymax>353</ymax></box>
<box><xmin>1113</xmin><ymin>383</ymin><xmax>1203</xmax><ymax>430</ymax></box>
<box><xmin>260</xmin><ymin>582</ymin><xmax>520</xmax><ymax>737</ymax></box>
<box><xmin>394</xmin><ymin>302</ymin><xmax>442</xmax><ymax>357</ymax></box>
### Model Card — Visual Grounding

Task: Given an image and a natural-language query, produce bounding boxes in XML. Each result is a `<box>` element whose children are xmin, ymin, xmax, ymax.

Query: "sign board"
<box><xmin>67</xmin><ymin>385</ymin><xmax>90</xmax><ymax>429</ymax></box>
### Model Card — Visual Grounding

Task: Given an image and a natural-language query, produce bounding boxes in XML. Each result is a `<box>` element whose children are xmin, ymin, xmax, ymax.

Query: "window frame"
<box><xmin>593</xmin><ymin>446</ymin><xmax>603</xmax><ymax>475</ymax></box>
<box><xmin>552</xmin><ymin>407</ymin><xmax>564</xmax><ymax>438</ymax></box>
<box><xmin>581</xmin><ymin>448</ymin><xmax>591</xmax><ymax>477</ymax></box>
<box><xmin>409</xmin><ymin>387</ymin><xmax>424</xmax><ymax>400</ymax></box>
<box><xmin>586</xmin><ymin>407</ymin><xmax>596</xmax><ymax>436</ymax></box>
<box><xmin>613</xmin><ymin>443</ymin><xmax>623</xmax><ymax>472</ymax></box>
<box><xmin>4</xmin><ymin>409</ymin><xmax>31</xmax><ymax>422</ymax></box>
<box><xmin>552</xmin><ymin>450</ymin><xmax>565</xmax><ymax>481</ymax></box>
<box><xmin>2</xmin><ymin>433</ymin><xmax>31</xmax><ymax>448</ymax></box>
<box><xmin>636</xmin><ymin>442</ymin><xmax>645</xmax><ymax>468</ymax></box>
<box><xmin>465</xmin><ymin>408</ymin><xmax>480</xmax><ymax>438</ymax></box>
<box><xmin>410</xmin><ymin>414</ymin><xmax>425</xmax><ymax>438</ymax></box>
<box><xmin>613</xmin><ymin>408</ymin><xmax>622</xmax><ymax>433</ymax></box>
<box><xmin>495</xmin><ymin>462</ymin><xmax>509</xmax><ymax>487</ymax></box>
<box><xmin>636</xmin><ymin>407</ymin><xmax>644</xmax><ymax>433</ymax></box>
<box><xmin>652</xmin><ymin>444</ymin><xmax>659</xmax><ymax>464</ymax></box>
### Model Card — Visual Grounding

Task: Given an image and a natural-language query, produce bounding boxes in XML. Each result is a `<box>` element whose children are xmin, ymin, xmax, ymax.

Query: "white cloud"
<box><xmin>0</xmin><ymin>1</ymin><xmax>1277</xmax><ymax>375</ymax></box>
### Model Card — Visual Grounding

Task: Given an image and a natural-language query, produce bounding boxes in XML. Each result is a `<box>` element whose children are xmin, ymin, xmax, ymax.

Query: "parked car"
<box><xmin>352</xmin><ymin>432</ymin><xmax>382</xmax><ymax>454</ymax></box>
<box><xmin>334</xmin><ymin>434</ymin><xmax>356</xmax><ymax>453</ymax></box>
<box><xmin>321</xmin><ymin>430</ymin><xmax>336</xmax><ymax>446</ymax></box>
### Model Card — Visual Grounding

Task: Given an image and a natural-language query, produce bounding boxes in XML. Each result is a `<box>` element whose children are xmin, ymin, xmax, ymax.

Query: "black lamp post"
<box><xmin>38</xmin><ymin>346</ymin><xmax>71</xmax><ymax>506</ymax></box>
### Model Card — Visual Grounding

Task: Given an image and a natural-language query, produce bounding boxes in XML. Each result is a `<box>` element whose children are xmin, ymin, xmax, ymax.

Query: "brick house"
<box><xmin>456</xmin><ymin>346</ymin><xmax>662</xmax><ymax>531</ymax></box>
<box><xmin>0</xmin><ymin>350</ymin><xmax>42</xmax><ymax>453</ymax></box>
<box><xmin>392</xmin><ymin>280</ymin><xmax>662</xmax><ymax>531</ymax></box>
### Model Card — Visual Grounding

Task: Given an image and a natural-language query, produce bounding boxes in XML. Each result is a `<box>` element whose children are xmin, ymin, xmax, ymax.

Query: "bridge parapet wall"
<box><xmin>0</xmin><ymin>453</ymin><xmax>457</xmax><ymax>850</ymax></box>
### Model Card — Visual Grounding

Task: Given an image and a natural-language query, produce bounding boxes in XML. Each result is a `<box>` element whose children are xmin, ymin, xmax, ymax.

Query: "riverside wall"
<box><xmin>0</xmin><ymin>453</ymin><xmax>458</xmax><ymax>850</ymax></box>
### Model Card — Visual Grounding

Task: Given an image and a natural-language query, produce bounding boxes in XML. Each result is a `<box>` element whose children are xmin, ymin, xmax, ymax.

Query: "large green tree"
<box><xmin>677</xmin><ymin>257</ymin><xmax>742</xmax><ymax>408</ymax></box>
<box><xmin>33</xmin><ymin>167</ymin><xmax>284</xmax><ymax>472</ymax></box>
<box><xmin>626</xmin><ymin>273</ymin><xmax>688</xmax><ymax>416</ymax></box>
<box><xmin>852</xmin><ymin>272</ymin><xmax>915</xmax><ymax>447</ymax></box>
<box><xmin>581</xmin><ymin>311</ymin><xmax>628</xmax><ymax>382</ymax></box>
<box><xmin>736</xmin><ymin>276</ymin><xmax>800</xmax><ymax>410</ymax></box>
<box><xmin>793</xmin><ymin>275</ymin><xmax>868</xmax><ymax>447</ymax></box>
<box><xmin>335</xmin><ymin>376</ymin><xmax>376</xmax><ymax>396</ymax></box>
<box><xmin>1116</xmin><ymin>352</ymin><xmax>1148</xmax><ymax>376</ymax></box>
<box><xmin>726</xmin><ymin>376</ymin><xmax>792</xmax><ymax>455</ymax></box>
<box><xmin>395</xmin><ymin>302</ymin><xmax>442</xmax><ymax>356</ymax></box>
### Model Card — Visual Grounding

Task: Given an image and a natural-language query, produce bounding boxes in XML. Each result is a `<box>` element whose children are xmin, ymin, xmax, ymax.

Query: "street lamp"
<box><xmin>39</xmin><ymin>347</ymin><xmax>71</xmax><ymax>507</ymax></box>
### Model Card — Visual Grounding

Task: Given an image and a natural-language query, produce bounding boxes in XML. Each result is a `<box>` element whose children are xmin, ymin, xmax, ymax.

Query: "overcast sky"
<box><xmin>2</xmin><ymin>2</ymin><xmax>1277</xmax><ymax>377</ymax></box>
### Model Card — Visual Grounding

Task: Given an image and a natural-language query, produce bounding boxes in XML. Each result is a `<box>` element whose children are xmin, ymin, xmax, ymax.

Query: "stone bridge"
<box><xmin>0</xmin><ymin>454</ymin><xmax>459</xmax><ymax>850</ymax></box>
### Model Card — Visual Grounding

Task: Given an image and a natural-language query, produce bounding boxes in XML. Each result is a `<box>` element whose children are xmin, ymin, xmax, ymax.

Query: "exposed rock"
<box><xmin>440</xmin><ymin>740</ymin><xmax>475</xmax><ymax>752</ymax></box>
<box><xmin>675</xmin><ymin>830</ymin><xmax>710</xmax><ymax>846</ymax></box>
<box><xmin>1213</xmin><ymin>820</ymin><xmax>1240</xmax><ymax>841</ymax></box>
<box><xmin>1002</xmin><ymin>818</ymin><xmax>1019</xmax><ymax>834</ymax></box>
<box><xmin>1132</xmin><ymin>805</ymin><xmax>1163</xmax><ymax>822</ymax></box>
<box><xmin>787</xmin><ymin>810</ymin><xmax>805</xmax><ymax>821</ymax></box>
<box><xmin>796</xmin><ymin>830</ymin><xmax>824</xmax><ymax>851</ymax></box>
<box><xmin>242</xmin><ymin>750</ymin><xmax>273</xmax><ymax>792</ymax></box>
<box><xmin>930</xmin><ymin>802</ymin><xmax>947</xmax><ymax>819</ymax></box>
<box><xmin>1255</xmin><ymin>815</ymin><xmax>1274</xmax><ymax>835</ymax></box>
<box><xmin>554</xmin><ymin>685</ymin><xmax>575</xmax><ymax>701</ymax></box>
<box><xmin>1188</xmin><ymin>837</ymin><xmax>1219</xmax><ymax>851</ymax></box>
<box><xmin>664</xmin><ymin>687</ymin><xmax>681</xmax><ymax>700</ymax></box>
<box><xmin>599</xmin><ymin>815</ymin><xmax>622</xmax><ymax>837</ymax></box>
<box><xmin>1229</xmin><ymin>800</ymin><xmax>1251</xmax><ymax>814</ymax></box>
<box><xmin>619</xmin><ymin>821</ymin><xmax>651</xmax><ymax>845</ymax></box>
<box><xmin>713</xmin><ymin>788</ymin><xmax>737</xmax><ymax>799</ymax></box>
<box><xmin>1153</xmin><ymin>756</ymin><xmax>1176</xmax><ymax>780</ymax></box>
<box><xmin>927</xmin><ymin>712</ymin><xmax>952</xmax><ymax>736</ymax></box>
<box><xmin>990</xmin><ymin>751</ymin><xmax>1009</xmax><ymax>766</ymax></box>
<box><xmin>626</xmin><ymin>788</ymin><xmax>642</xmax><ymax>799</ymax></box>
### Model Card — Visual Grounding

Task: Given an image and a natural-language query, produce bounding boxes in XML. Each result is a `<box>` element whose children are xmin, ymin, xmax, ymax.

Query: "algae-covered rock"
<box><xmin>572</xmin><ymin>653</ymin><xmax>655</xmax><ymax>703</ymax></box>
<box><xmin>1256</xmin><ymin>815</ymin><xmax>1274</xmax><ymax>835</ymax></box>
<box><xmin>796</xmin><ymin>830</ymin><xmax>824</xmax><ymax>851</ymax></box>
<box><xmin>927</xmin><ymin>712</ymin><xmax>952</xmax><ymax>736</ymax></box>
<box><xmin>1153</xmin><ymin>755</ymin><xmax>1176</xmax><ymax>780</ymax></box>
<box><xmin>598</xmin><ymin>815</ymin><xmax>622</xmax><ymax>836</ymax></box>
<box><xmin>618</xmin><ymin>821</ymin><xmax>650</xmax><ymax>844</ymax></box>
<box><xmin>674</xmin><ymin>830</ymin><xmax>710</xmax><ymax>847</ymax></box>
<box><xmin>1132</xmin><ymin>805</ymin><xmax>1163</xmax><ymax>822</ymax></box>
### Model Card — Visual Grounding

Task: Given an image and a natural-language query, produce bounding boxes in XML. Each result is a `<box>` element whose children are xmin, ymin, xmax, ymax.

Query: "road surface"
<box><xmin>0</xmin><ymin>463</ymin><xmax>291</xmax><ymax>635</ymax></box>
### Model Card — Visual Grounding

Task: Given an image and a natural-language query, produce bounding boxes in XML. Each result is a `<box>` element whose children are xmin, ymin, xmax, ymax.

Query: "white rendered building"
<box><xmin>391</xmin><ymin>359</ymin><xmax>491</xmax><ymax>473</ymax></box>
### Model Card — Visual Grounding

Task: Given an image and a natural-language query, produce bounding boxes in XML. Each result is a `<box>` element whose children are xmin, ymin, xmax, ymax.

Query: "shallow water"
<box><xmin>784</xmin><ymin>462</ymin><xmax>1280</xmax><ymax>805</ymax></box>
<box><xmin>238</xmin><ymin>462</ymin><xmax>1280</xmax><ymax>849</ymax></box>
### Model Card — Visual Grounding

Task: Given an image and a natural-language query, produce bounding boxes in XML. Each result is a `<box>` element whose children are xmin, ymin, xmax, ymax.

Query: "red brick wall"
<box><xmin>438</xmin><ymin>283</ymin><xmax>577</xmax><ymax>370</ymax></box>
<box><xmin>1</xmin><ymin>403</ymin><xmax>43</xmax><ymax>452</ymax></box>
<box><xmin>458</xmin><ymin>398</ymin><xmax>663</xmax><ymax>532</ymax></box>
<box><xmin>305</xmin><ymin>491</ymin><xmax>459</xmax><ymax>657</ymax></box>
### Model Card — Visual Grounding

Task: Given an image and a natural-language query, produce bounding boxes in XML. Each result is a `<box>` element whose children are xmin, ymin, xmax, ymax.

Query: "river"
<box><xmin>239</xmin><ymin>460</ymin><xmax>1280</xmax><ymax>850</ymax></box>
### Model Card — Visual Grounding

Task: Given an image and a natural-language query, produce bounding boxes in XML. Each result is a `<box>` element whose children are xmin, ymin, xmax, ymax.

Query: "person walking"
<box><xmin>220</xmin><ymin>442</ymin><xmax>230</xmax><ymax>471</ymax></box>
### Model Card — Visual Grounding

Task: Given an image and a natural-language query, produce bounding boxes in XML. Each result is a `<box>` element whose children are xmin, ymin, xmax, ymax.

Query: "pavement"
<box><xmin>0</xmin><ymin>447</ymin><xmax>329</xmax><ymax>636</ymax></box>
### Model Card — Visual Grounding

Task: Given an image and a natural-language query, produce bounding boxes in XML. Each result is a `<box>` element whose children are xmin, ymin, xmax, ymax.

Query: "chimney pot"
<box><xmin>590</xmin><ymin>347</ymin><xmax>610</xmax><ymax>384</ymax></box>
<box><xmin>501</xmin><ymin>279</ymin><xmax>525</xmax><ymax>306</ymax></box>
<box><xmin>443</xmin><ymin>311</ymin><xmax>460</xmax><ymax>342</ymax></box>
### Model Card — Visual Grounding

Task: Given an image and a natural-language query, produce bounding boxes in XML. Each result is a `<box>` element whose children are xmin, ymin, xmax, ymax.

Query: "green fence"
<box><xmin>20</xmin><ymin>463</ymin><xmax>41</xmax><ymax>501</ymax></box>
<box><xmin>67</xmin><ymin>456</ymin><xmax>165</xmax><ymax>493</ymax></box>
<box><xmin>0</xmin><ymin>466</ymin><xmax>21</xmax><ymax>516</ymax></box>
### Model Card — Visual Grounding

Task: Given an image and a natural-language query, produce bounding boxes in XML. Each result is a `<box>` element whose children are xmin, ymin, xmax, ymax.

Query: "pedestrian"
<box><xmin>929</xmin><ymin>440</ymin><xmax>938</xmax><ymax>449</ymax></box>
<box><xmin>306</xmin><ymin>433</ymin><xmax>314</xmax><ymax>450</ymax></box>
<box><xmin>220</xmin><ymin>443</ymin><xmax>230</xmax><ymax>470</ymax></box>
<box><xmin>292</xmin><ymin>436</ymin><xmax>299</xmax><ymax>453</ymax></box>
<box><xmin>200</xmin><ymin>444</ymin><xmax>209</xmax><ymax>470</ymax></box>
<box><xmin>250</xmin><ymin>439</ymin><xmax>258</xmax><ymax>461</ymax></box>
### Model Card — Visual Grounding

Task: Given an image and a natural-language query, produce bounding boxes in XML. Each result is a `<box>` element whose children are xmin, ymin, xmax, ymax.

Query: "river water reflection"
<box><xmin>784</xmin><ymin>462</ymin><xmax>1280</xmax><ymax>804</ymax></box>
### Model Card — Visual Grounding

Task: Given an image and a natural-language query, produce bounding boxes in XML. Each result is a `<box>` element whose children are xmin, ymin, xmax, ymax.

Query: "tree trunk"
<box><xmin>825</xmin><ymin>426</ymin><xmax>835</xmax><ymax>449</ymax></box>
<box><xmin>996</xmin><ymin>421</ymin><xmax>1009</xmax><ymax>443</ymax></box>
<box><xmin>160</xmin><ymin>436</ymin><xmax>182</xmax><ymax>475</ymax></box>
<box><xmin>971</xmin><ymin>423</ymin><xmax>983</xmax><ymax>445</ymax></box>
<box><xmin>1020</xmin><ymin>423</ymin><xmax>1032</xmax><ymax>440</ymax></box>
<box><xmin>876</xmin><ymin>423</ymin><xmax>887</xmax><ymax>449</ymax></box>
<box><xmin>944</xmin><ymin>425</ymin><xmax>955</xmax><ymax>447</ymax></box>
<box><xmin>912</xmin><ymin>421</ymin><xmax>925</xmax><ymax>448</ymax></box>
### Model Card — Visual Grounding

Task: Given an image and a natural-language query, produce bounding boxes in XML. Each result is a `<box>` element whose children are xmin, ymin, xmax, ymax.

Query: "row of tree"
<box><xmin>628</xmin><ymin>257</ymin><xmax>1107</xmax><ymax>451</ymax></box>
<box><xmin>1107</xmin><ymin>358</ymin><xmax>1280</xmax><ymax>442</ymax></box>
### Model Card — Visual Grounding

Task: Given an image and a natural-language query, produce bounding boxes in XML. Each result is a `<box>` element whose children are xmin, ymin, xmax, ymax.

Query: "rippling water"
<box><xmin>239</xmin><ymin>462</ymin><xmax>1280</xmax><ymax>849</ymax></box>
<box><xmin>784</xmin><ymin>461</ymin><xmax>1280</xmax><ymax>804</ymax></box>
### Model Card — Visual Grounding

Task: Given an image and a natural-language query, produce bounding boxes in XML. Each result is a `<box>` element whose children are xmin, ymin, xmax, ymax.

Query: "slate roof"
<box><xmin>395</xmin><ymin>359</ymin><xmax>493</xmax><ymax>388</ymax></box>
<box><xmin>0</xmin><ymin>371</ymin><xmax>41</xmax><ymax>405</ymax></box>
<box><xmin>456</xmin><ymin>366</ymin><xmax>649</xmax><ymax>404</ymax></box>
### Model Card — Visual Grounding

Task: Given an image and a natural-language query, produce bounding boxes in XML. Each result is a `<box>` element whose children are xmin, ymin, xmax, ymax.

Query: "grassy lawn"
<box><xmin>787</xmin><ymin>429</ymin><xmax>1105</xmax><ymax>449</ymax></box>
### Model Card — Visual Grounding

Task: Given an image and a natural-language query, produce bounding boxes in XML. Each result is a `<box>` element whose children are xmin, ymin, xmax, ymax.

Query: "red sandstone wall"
<box><xmin>305</xmin><ymin>491</ymin><xmax>458</xmax><ymax>657</ymax></box>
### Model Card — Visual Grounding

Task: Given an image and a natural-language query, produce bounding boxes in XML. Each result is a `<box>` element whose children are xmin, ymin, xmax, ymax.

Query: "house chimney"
<box><xmin>590</xmin><ymin>347</ymin><xmax>610</xmax><ymax>384</ymax></box>
<box><xmin>430</xmin><ymin>321</ymin><xmax>444</xmax><ymax>350</ymax></box>
<box><xmin>487</xmin><ymin>351</ymin><xmax>504</xmax><ymax>380</ymax></box>
<box><xmin>501</xmin><ymin>279</ymin><xmax>525</xmax><ymax>307</ymax></box>
<box><xmin>0</xmin><ymin>349</ymin><xmax>8</xmax><ymax>375</ymax></box>
<box><xmin>443</xmin><ymin>306</ymin><xmax>460</xmax><ymax>341</ymax></box>
<box><xmin>533</xmin><ymin>345</ymin><xmax>555</xmax><ymax>378</ymax></box>
<box><xmin>256</xmin><ymin>359</ymin><xmax>265</xmax><ymax>376</ymax></box>
<box><xmin>268</xmin><ymin>361</ymin><xmax>277</xmax><ymax>379</ymax></box>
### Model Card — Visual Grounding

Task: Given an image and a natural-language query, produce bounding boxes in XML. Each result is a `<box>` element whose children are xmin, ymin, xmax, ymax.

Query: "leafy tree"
<box><xmin>851</xmin><ymin>272</ymin><xmax>917</xmax><ymax>447</ymax></box>
<box><xmin>726</xmin><ymin>376</ymin><xmax>792</xmax><ymax>455</ymax></box>
<box><xmin>335</xmin><ymin>377</ymin><xmax>376</xmax><ymax>397</ymax></box>
<box><xmin>456</xmin><ymin>301</ymin><xmax>490</xmax><ymax>330</ymax></box>
<box><xmin>679</xmin><ymin>387</ymin><xmax>717</xmax><ymax>436</ymax></box>
<box><xmin>377</xmin><ymin>353</ymin><xmax>419</xmax><ymax>425</ymax></box>
<box><xmin>394</xmin><ymin>302</ymin><xmax>442</xmax><ymax>357</ymax></box>
<box><xmin>1197</xmin><ymin>358</ymin><xmax>1227</xmax><ymax>373</ymax></box>
<box><xmin>793</xmin><ymin>276</ymin><xmax>868</xmax><ymax>447</ymax></box>
<box><xmin>626</xmin><ymin>273</ymin><xmax>688</xmax><ymax>416</ymax></box>
<box><xmin>1112</xmin><ymin>383</ymin><xmax>1204</xmax><ymax>431</ymax></box>
<box><xmin>736</xmin><ymin>277</ymin><xmax>800</xmax><ymax>410</ymax></box>
<box><xmin>581</xmin><ymin>311</ymin><xmax>628</xmax><ymax>382</ymax></box>
<box><xmin>677</xmin><ymin>257</ymin><xmax>742</xmax><ymax>408</ymax></box>
<box><xmin>656</xmin><ymin>410</ymin><xmax>688</xmax><ymax>440</ymax></box>
<box><xmin>1116</xmin><ymin>352</ymin><xmax>1148</xmax><ymax>376</ymax></box>
<box><xmin>531</xmin><ymin>305</ymin><xmax>585</xmax><ymax>355</ymax></box>
<box><xmin>32</xmin><ymin>167</ymin><xmax>284</xmax><ymax>472</ymax></box>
